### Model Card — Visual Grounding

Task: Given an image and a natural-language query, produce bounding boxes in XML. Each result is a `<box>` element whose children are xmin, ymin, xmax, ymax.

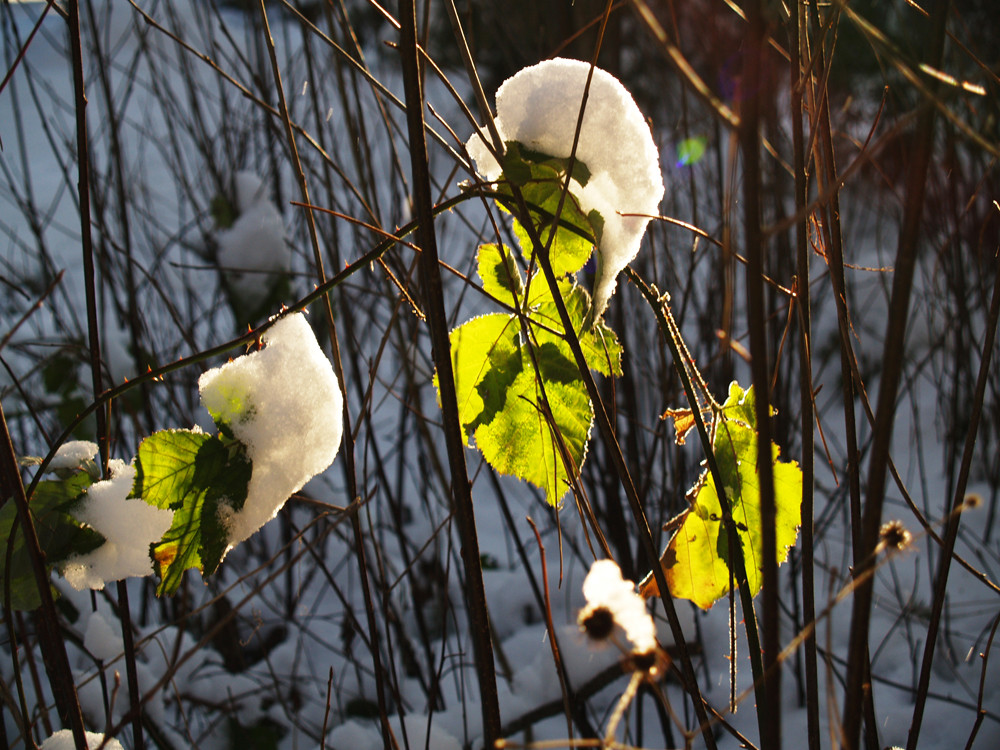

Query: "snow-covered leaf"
<box><xmin>134</xmin><ymin>429</ymin><xmax>252</xmax><ymax>596</ymax></box>
<box><xmin>0</xmin><ymin>472</ymin><xmax>104</xmax><ymax>611</ymax></box>
<box><xmin>197</xmin><ymin>313</ymin><xmax>343</xmax><ymax>550</ymax></box>
<box><xmin>467</xmin><ymin>59</ymin><xmax>664</xmax><ymax>323</ymax></box>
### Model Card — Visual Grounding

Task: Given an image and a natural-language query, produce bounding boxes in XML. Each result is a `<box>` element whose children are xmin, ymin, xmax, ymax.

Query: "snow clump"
<box><xmin>83</xmin><ymin>610</ymin><xmax>123</xmax><ymax>662</ymax></box>
<box><xmin>326</xmin><ymin>720</ymin><xmax>380</xmax><ymax>749</ymax></box>
<box><xmin>325</xmin><ymin>716</ymin><xmax>461</xmax><ymax>750</ymax></box>
<box><xmin>216</xmin><ymin>171</ymin><xmax>291</xmax><ymax>300</ymax></box>
<box><xmin>41</xmin><ymin>730</ymin><xmax>123</xmax><ymax>750</ymax></box>
<box><xmin>61</xmin><ymin>459</ymin><xmax>174</xmax><ymax>591</ymax></box>
<box><xmin>578</xmin><ymin>558</ymin><xmax>656</xmax><ymax>654</ymax></box>
<box><xmin>198</xmin><ymin>312</ymin><xmax>343</xmax><ymax>548</ymax></box>
<box><xmin>466</xmin><ymin>58</ymin><xmax>664</xmax><ymax>324</ymax></box>
<box><xmin>48</xmin><ymin>440</ymin><xmax>99</xmax><ymax>471</ymax></box>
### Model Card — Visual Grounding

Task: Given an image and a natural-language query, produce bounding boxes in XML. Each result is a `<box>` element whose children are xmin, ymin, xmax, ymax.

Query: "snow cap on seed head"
<box><xmin>578</xmin><ymin>558</ymin><xmax>656</xmax><ymax>655</ymax></box>
<box><xmin>466</xmin><ymin>58</ymin><xmax>664</xmax><ymax>326</ymax></box>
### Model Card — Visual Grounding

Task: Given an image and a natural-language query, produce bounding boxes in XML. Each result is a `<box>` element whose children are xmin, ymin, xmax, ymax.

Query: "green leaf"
<box><xmin>641</xmin><ymin>383</ymin><xmax>802</xmax><ymax>609</ymax></box>
<box><xmin>502</xmin><ymin>141</ymin><xmax>591</xmax><ymax>187</ymax></box>
<box><xmin>477</xmin><ymin>244</ymin><xmax>524</xmax><ymax>300</ymax></box>
<box><xmin>510</xmin><ymin>205</ymin><xmax>593</xmax><ymax>278</ymax></box>
<box><xmin>497</xmin><ymin>142</ymin><xmax>598</xmax><ymax>277</ymax></box>
<box><xmin>227</xmin><ymin>717</ymin><xmax>285</xmax><ymax>750</ymax></box>
<box><xmin>587</xmin><ymin>209</ymin><xmax>605</xmax><ymax>245</ymax></box>
<box><xmin>444</xmin><ymin>275</ymin><xmax>621</xmax><ymax>506</ymax></box>
<box><xmin>449</xmin><ymin>313</ymin><xmax>521</xmax><ymax>445</ymax></box>
<box><xmin>501</xmin><ymin>141</ymin><xmax>533</xmax><ymax>187</ymax></box>
<box><xmin>134</xmin><ymin>429</ymin><xmax>252</xmax><ymax>596</ymax></box>
<box><xmin>475</xmin><ymin>342</ymin><xmax>593</xmax><ymax>506</ymax></box>
<box><xmin>210</xmin><ymin>192</ymin><xmax>236</xmax><ymax>229</ymax></box>
<box><xmin>526</xmin><ymin>277</ymin><xmax>622</xmax><ymax>378</ymax></box>
<box><xmin>0</xmin><ymin>472</ymin><xmax>104</xmax><ymax>611</ymax></box>
<box><xmin>719</xmin><ymin>380</ymin><xmax>759</xmax><ymax>427</ymax></box>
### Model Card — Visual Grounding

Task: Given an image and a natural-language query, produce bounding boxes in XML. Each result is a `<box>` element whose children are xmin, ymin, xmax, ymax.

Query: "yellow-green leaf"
<box><xmin>642</xmin><ymin>383</ymin><xmax>802</xmax><ymax>609</ymax></box>
<box><xmin>496</xmin><ymin>141</ymin><xmax>598</xmax><ymax>277</ymax></box>
<box><xmin>477</xmin><ymin>243</ymin><xmax>524</xmax><ymax>301</ymax></box>
<box><xmin>441</xmin><ymin>276</ymin><xmax>619</xmax><ymax>506</ymax></box>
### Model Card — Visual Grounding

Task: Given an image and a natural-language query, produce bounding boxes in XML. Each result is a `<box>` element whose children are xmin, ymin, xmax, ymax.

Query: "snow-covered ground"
<box><xmin>2</xmin><ymin>2</ymin><xmax>999</xmax><ymax>750</ymax></box>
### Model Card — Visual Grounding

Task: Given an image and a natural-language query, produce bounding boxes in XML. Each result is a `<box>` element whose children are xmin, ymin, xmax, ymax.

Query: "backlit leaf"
<box><xmin>661</xmin><ymin>408</ymin><xmax>696</xmax><ymax>445</ymax></box>
<box><xmin>477</xmin><ymin>243</ymin><xmax>524</xmax><ymax>301</ymax></box>
<box><xmin>443</xmin><ymin>272</ymin><xmax>619</xmax><ymax>506</ymax></box>
<box><xmin>134</xmin><ymin>429</ymin><xmax>252</xmax><ymax>596</ymax></box>
<box><xmin>475</xmin><ymin>342</ymin><xmax>593</xmax><ymax>506</ymax></box>
<box><xmin>641</xmin><ymin>383</ymin><xmax>802</xmax><ymax>609</ymax></box>
<box><xmin>449</xmin><ymin>313</ymin><xmax>520</xmax><ymax>445</ymax></box>
<box><xmin>497</xmin><ymin>142</ymin><xmax>598</xmax><ymax>277</ymax></box>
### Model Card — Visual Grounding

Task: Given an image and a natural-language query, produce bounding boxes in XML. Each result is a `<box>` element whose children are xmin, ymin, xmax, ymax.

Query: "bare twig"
<box><xmin>397</xmin><ymin>1</ymin><xmax>502</xmax><ymax>744</ymax></box>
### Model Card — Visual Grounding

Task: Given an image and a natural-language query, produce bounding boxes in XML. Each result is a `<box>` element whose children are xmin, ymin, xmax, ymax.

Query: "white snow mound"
<box><xmin>49</xmin><ymin>440</ymin><xmax>99</xmax><ymax>471</ymax></box>
<box><xmin>233</xmin><ymin>170</ymin><xmax>269</xmax><ymax>212</ymax></box>
<box><xmin>83</xmin><ymin>611</ymin><xmax>123</xmax><ymax>662</ymax></box>
<box><xmin>41</xmin><ymin>730</ymin><xmax>123</xmax><ymax>750</ymax></box>
<box><xmin>467</xmin><ymin>58</ymin><xmax>664</xmax><ymax>322</ymax></box>
<box><xmin>217</xmin><ymin>171</ymin><xmax>291</xmax><ymax>300</ymax></box>
<box><xmin>198</xmin><ymin>312</ymin><xmax>343</xmax><ymax>548</ymax></box>
<box><xmin>61</xmin><ymin>459</ymin><xmax>174</xmax><ymax>591</ymax></box>
<box><xmin>327</xmin><ymin>720</ymin><xmax>379</xmax><ymax>750</ymax></box>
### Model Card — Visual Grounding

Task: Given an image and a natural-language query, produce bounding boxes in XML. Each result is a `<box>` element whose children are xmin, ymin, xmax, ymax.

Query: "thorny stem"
<box><xmin>21</xmin><ymin>186</ymin><xmax>481</xmax><ymax>500</ymax></box>
<box><xmin>657</xmin><ymin>293</ymin><xmax>719</xmax><ymax>412</ymax></box>
<box><xmin>20</xmin><ymin>182</ymin><xmax>588</xmax><ymax>497</ymax></box>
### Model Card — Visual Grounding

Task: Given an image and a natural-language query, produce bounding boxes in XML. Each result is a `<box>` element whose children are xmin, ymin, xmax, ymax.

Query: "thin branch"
<box><xmin>397</xmin><ymin>1</ymin><xmax>502</xmax><ymax>745</ymax></box>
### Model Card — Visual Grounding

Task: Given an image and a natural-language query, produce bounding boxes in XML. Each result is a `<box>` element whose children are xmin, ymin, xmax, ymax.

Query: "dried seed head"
<box><xmin>579</xmin><ymin>605</ymin><xmax>616</xmax><ymax>643</ymax></box>
<box><xmin>625</xmin><ymin>647</ymin><xmax>670</xmax><ymax>679</ymax></box>
<box><xmin>879</xmin><ymin>520</ymin><xmax>912</xmax><ymax>552</ymax></box>
<box><xmin>963</xmin><ymin>493</ymin><xmax>983</xmax><ymax>510</ymax></box>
